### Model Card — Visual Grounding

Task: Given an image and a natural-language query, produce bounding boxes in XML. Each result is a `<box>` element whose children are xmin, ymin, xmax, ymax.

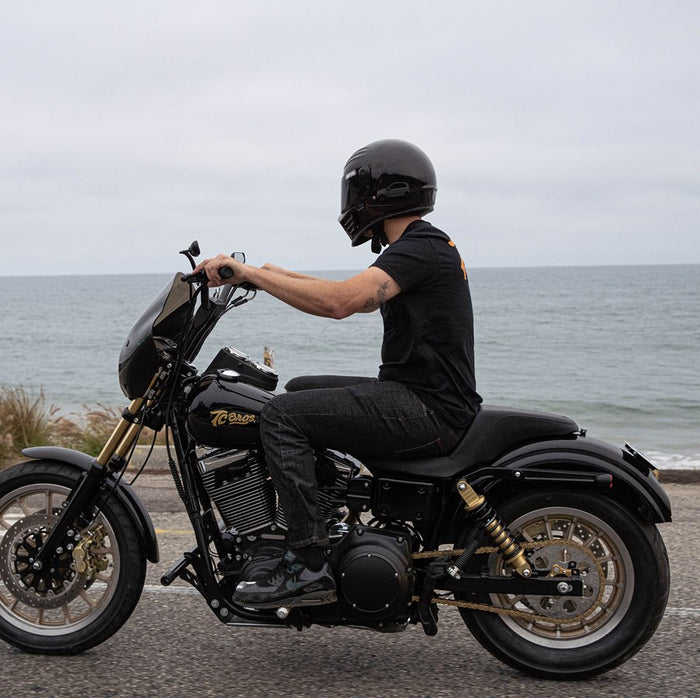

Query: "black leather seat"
<box><xmin>363</xmin><ymin>404</ymin><xmax>579</xmax><ymax>479</ymax></box>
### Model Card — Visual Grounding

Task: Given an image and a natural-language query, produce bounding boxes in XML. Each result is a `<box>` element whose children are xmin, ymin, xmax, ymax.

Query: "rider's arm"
<box><xmin>261</xmin><ymin>263</ymin><xmax>382</xmax><ymax>312</ymax></box>
<box><xmin>259</xmin><ymin>263</ymin><xmax>318</xmax><ymax>281</ymax></box>
<box><xmin>195</xmin><ymin>254</ymin><xmax>400</xmax><ymax>319</ymax></box>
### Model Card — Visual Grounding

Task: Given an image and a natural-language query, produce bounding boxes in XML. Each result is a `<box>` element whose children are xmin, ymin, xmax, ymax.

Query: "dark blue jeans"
<box><xmin>260</xmin><ymin>376</ymin><xmax>463</xmax><ymax>548</ymax></box>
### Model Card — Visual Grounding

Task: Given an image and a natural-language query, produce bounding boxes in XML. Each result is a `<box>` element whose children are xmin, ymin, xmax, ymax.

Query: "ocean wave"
<box><xmin>646</xmin><ymin>451</ymin><xmax>700</xmax><ymax>470</ymax></box>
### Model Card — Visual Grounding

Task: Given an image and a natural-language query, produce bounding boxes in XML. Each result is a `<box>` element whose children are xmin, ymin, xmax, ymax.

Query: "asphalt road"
<box><xmin>2</xmin><ymin>475</ymin><xmax>699</xmax><ymax>697</ymax></box>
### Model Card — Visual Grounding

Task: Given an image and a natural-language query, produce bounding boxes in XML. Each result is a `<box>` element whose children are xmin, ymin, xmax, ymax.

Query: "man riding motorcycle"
<box><xmin>195</xmin><ymin>139</ymin><xmax>482</xmax><ymax>609</ymax></box>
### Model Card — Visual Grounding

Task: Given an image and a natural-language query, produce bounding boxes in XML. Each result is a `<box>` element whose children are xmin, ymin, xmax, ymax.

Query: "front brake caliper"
<box><xmin>72</xmin><ymin>524</ymin><xmax>109</xmax><ymax>579</ymax></box>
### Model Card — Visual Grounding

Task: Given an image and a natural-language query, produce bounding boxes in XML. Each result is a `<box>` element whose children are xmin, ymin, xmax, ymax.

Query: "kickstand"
<box><xmin>417</xmin><ymin>562</ymin><xmax>445</xmax><ymax>636</ymax></box>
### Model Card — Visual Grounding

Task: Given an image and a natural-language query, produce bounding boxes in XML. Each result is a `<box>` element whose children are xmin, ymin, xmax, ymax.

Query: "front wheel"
<box><xmin>456</xmin><ymin>490</ymin><xmax>670</xmax><ymax>679</ymax></box>
<box><xmin>0</xmin><ymin>461</ymin><xmax>147</xmax><ymax>654</ymax></box>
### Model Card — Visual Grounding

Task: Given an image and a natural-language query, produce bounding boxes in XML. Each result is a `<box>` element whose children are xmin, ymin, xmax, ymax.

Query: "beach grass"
<box><xmin>0</xmin><ymin>386</ymin><xmax>163</xmax><ymax>469</ymax></box>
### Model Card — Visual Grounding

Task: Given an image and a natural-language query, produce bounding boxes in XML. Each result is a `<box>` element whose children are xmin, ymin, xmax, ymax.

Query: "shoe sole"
<box><xmin>237</xmin><ymin>589</ymin><xmax>337</xmax><ymax>610</ymax></box>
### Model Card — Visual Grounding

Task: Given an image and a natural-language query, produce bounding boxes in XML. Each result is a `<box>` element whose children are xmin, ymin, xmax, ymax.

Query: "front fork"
<box><xmin>31</xmin><ymin>390</ymin><xmax>152</xmax><ymax>572</ymax></box>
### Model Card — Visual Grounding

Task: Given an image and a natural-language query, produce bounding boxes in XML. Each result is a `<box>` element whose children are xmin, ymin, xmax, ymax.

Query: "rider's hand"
<box><xmin>193</xmin><ymin>254</ymin><xmax>246</xmax><ymax>287</ymax></box>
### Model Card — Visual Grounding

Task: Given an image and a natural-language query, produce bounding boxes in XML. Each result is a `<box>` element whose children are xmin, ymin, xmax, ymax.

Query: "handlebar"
<box><xmin>180</xmin><ymin>269</ymin><xmax>208</xmax><ymax>283</ymax></box>
<box><xmin>180</xmin><ymin>264</ymin><xmax>234</xmax><ymax>284</ymax></box>
<box><xmin>180</xmin><ymin>265</ymin><xmax>257</xmax><ymax>291</ymax></box>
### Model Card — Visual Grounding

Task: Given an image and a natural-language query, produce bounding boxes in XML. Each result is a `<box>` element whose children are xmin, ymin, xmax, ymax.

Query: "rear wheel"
<box><xmin>456</xmin><ymin>490</ymin><xmax>670</xmax><ymax>679</ymax></box>
<box><xmin>0</xmin><ymin>461</ymin><xmax>147</xmax><ymax>654</ymax></box>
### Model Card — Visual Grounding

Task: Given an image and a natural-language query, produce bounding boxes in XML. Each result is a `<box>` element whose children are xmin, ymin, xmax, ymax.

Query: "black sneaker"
<box><xmin>233</xmin><ymin>548</ymin><xmax>336</xmax><ymax>609</ymax></box>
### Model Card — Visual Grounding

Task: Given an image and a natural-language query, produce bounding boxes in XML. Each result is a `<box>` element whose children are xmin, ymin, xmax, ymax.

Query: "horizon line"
<box><xmin>1</xmin><ymin>260</ymin><xmax>699</xmax><ymax>279</ymax></box>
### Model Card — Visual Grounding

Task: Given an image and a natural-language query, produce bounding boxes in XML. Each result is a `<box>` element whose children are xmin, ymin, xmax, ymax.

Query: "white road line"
<box><xmin>144</xmin><ymin>584</ymin><xmax>198</xmax><ymax>595</ymax></box>
<box><xmin>140</xmin><ymin>585</ymin><xmax>700</xmax><ymax>618</ymax></box>
<box><xmin>664</xmin><ymin>607</ymin><xmax>700</xmax><ymax>618</ymax></box>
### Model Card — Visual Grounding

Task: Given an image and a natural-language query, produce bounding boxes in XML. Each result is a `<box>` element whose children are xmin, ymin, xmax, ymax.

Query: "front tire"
<box><xmin>0</xmin><ymin>461</ymin><xmax>147</xmax><ymax>654</ymax></box>
<box><xmin>457</xmin><ymin>490</ymin><xmax>670</xmax><ymax>679</ymax></box>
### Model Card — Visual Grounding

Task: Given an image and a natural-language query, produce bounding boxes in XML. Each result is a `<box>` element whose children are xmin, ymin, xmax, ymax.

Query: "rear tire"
<box><xmin>0</xmin><ymin>460</ymin><xmax>147</xmax><ymax>654</ymax></box>
<box><xmin>456</xmin><ymin>490</ymin><xmax>670</xmax><ymax>679</ymax></box>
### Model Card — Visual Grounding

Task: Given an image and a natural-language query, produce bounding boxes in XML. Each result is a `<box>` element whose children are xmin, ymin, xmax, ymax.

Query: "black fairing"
<box><xmin>186</xmin><ymin>372</ymin><xmax>274</xmax><ymax>448</ymax></box>
<box><xmin>118</xmin><ymin>273</ymin><xmax>191</xmax><ymax>399</ymax></box>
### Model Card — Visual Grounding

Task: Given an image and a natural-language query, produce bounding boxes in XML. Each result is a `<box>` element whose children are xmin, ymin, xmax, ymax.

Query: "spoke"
<box><xmin>38</xmin><ymin>608</ymin><xmax>45</xmax><ymax>626</ymax></box>
<box><xmin>519</xmin><ymin>529</ymin><xmax>536</xmax><ymax>543</ymax></box>
<box><xmin>588</xmin><ymin>598</ymin><xmax>611</xmax><ymax>615</ymax></box>
<box><xmin>46</xmin><ymin>489</ymin><xmax>54</xmax><ymax>514</ymax></box>
<box><xmin>544</xmin><ymin>517</ymin><xmax>554</xmax><ymax>541</ymax></box>
<box><xmin>0</xmin><ymin>514</ymin><xmax>14</xmax><ymax>531</ymax></box>
<box><xmin>79</xmin><ymin>589</ymin><xmax>97</xmax><ymax>609</ymax></box>
<box><xmin>605</xmin><ymin>579</ymin><xmax>624</xmax><ymax>589</ymax></box>
<box><xmin>583</xmin><ymin>533</ymin><xmax>604</xmax><ymax>551</ymax></box>
<box><xmin>63</xmin><ymin>603</ymin><xmax>75</xmax><ymax>624</ymax></box>
<box><xmin>594</xmin><ymin>553</ymin><xmax>614</xmax><ymax>564</ymax></box>
<box><xmin>506</xmin><ymin>594</ymin><xmax>526</xmax><ymax>609</ymax></box>
<box><xmin>18</xmin><ymin>495</ymin><xmax>33</xmax><ymax>517</ymax></box>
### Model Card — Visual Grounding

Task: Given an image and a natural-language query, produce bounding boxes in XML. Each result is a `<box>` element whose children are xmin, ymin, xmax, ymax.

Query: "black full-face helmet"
<box><xmin>338</xmin><ymin>139</ymin><xmax>437</xmax><ymax>250</ymax></box>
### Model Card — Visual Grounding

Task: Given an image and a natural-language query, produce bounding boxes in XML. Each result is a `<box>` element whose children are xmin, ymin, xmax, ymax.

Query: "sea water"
<box><xmin>0</xmin><ymin>265</ymin><xmax>698</xmax><ymax>469</ymax></box>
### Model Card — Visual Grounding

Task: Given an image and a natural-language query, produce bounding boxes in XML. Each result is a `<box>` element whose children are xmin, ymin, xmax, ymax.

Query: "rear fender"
<box><xmin>21</xmin><ymin>446</ymin><xmax>159</xmax><ymax>563</ymax></box>
<box><xmin>463</xmin><ymin>435</ymin><xmax>672</xmax><ymax>524</ymax></box>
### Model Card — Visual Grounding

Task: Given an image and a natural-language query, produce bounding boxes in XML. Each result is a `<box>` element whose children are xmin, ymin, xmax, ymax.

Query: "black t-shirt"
<box><xmin>371</xmin><ymin>220</ymin><xmax>482</xmax><ymax>429</ymax></box>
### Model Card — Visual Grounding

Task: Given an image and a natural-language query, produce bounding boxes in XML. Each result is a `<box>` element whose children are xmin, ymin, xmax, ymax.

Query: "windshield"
<box><xmin>118</xmin><ymin>273</ymin><xmax>192</xmax><ymax>399</ymax></box>
<box><xmin>117</xmin><ymin>273</ymin><xmax>243</xmax><ymax>400</ymax></box>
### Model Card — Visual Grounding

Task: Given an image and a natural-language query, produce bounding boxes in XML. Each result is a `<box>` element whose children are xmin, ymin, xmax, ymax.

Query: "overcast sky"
<box><xmin>2</xmin><ymin>1</ymin><xmax>698</xmax><ymax>276</ymax></box>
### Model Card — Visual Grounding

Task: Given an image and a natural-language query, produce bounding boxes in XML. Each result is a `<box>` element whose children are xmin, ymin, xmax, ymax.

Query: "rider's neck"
<box><xmin>384</xmin><ymin>215</ymin><xmax>422</xmax><ymax>245</ymax></box>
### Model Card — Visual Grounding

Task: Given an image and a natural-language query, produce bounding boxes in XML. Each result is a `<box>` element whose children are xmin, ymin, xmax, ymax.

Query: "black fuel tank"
<box><xmin>186</xmin><ymin>371</ymin><xmax>274</xmax><ymax>448</ymax></box>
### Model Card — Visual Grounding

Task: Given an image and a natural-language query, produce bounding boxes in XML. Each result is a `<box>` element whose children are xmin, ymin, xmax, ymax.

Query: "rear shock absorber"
<box><xmin>449</xmin><ymin>479</ymin><xmax>532</xmax><ymax>579</ymax></box>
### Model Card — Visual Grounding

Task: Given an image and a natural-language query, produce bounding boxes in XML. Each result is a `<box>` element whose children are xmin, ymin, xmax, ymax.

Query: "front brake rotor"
<box><xmin>0</xmin><ymin>511</ymin><xmax>86</xmax><ymax>609</ymax></box>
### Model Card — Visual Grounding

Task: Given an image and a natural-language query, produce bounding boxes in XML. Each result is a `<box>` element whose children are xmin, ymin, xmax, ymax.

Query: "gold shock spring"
<box><xmin>456</xmin><ymin>480</ymin><xmax>532</xmax><ymax>578</ymax></box>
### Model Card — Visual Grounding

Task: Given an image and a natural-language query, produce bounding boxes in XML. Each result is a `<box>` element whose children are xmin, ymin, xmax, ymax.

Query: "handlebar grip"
<box><xmin>181</xmin><ymin>269</ymin><xmax>207</xmax><ymax>283</ymax></box>
<box><xmin>219</xmin><ymin>265</ymin><xmax>234</xmax><ymax>280</ymax></box>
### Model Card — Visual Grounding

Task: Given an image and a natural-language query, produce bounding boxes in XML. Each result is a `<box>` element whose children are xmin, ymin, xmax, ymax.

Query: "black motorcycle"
<box><xmin>0</xmin><ymin>242</ymin><xmax>671</xmax><ymax>679</ymax></box>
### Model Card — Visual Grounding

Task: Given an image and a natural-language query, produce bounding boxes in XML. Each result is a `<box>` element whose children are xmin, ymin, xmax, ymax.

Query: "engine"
<box><xmin>198</xmin><ymin>447</ymin><xmax>415</xmax><ymax>628</ymax></box>
<box><xmin>197</xmin><ymin>447</ymin><xmax>357</xmax><ymax>535</ymax></box>
<box><xmin>323</xmin><ymin>523</ymin><xmax>415</xmax><ymax>627</ymax></box>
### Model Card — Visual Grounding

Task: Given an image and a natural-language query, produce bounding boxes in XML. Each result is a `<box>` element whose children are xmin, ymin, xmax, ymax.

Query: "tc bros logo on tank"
<box><xmin>210</xmin><ymin>410</ymin><xmax>258</xmax><ymax>427</ymax></box>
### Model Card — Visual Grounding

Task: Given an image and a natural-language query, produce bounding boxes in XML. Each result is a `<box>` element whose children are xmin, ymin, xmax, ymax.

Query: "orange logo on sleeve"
<box><xmin>448</xmin><ymin>239</ymin><xmax>467</xmax><ymax>280</ymax></box>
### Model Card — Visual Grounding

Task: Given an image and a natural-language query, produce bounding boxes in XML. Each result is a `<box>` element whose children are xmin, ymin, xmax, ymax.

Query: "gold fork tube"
<box><xmin>96</xmin><ymin>373</ymin><xmax>164</xmax><ymax>467</ymax></box>
<box><xmin>112</xmin><ymin>421</ymin><xmax>146</xmax><ymax>461</ymax></box>
<box><xmin>95</xmin><ymin>396</ymin><xmax>146</xmax><ymax>467</ymax></box>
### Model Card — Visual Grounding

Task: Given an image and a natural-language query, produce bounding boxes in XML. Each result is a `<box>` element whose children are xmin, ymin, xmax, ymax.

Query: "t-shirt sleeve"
<box><xmin>371</xmin><ymin>237</ymin><xmax>437</xmax><ymax>292</ymax></box>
